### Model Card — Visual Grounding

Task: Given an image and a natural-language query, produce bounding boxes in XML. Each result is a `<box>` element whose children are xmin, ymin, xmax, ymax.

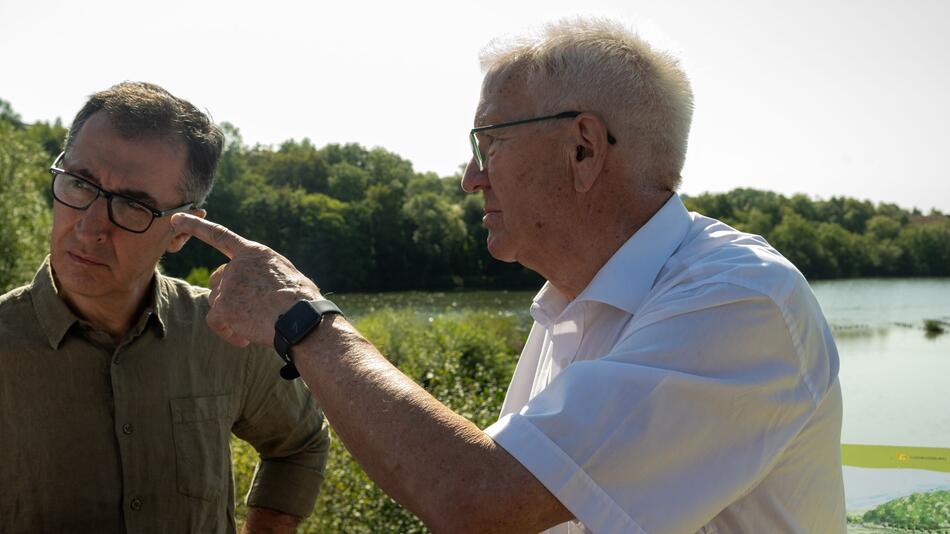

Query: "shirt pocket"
<box><xmin>170</xmin><ymin>394</ymin><xmax>233</xmax><ymax>501</ymax></box>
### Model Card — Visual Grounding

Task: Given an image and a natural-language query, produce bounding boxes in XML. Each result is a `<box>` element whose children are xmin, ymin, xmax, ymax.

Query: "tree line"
<box><xmin>1</xmin><ymin>99</ymin><xmax>948</xmax><ymax>295</ymax></box>
<box><xmin>685</xmin><ymin>188</ymin><xmax>949</xmax><ymax>279</ymax></box>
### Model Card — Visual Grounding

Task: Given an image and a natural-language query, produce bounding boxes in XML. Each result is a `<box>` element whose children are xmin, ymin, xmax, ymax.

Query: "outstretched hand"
<box><xmin>170</xmin><ymin>213</ymin><xmax>322</xmax><ymax>348</ymax></box>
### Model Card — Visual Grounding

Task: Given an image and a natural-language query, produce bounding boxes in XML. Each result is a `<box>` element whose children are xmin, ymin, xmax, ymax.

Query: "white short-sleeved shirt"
<box><xmin>484</xmin><ymin>194</ymin><xmax>846</xmax><ymax>534</ymax></box>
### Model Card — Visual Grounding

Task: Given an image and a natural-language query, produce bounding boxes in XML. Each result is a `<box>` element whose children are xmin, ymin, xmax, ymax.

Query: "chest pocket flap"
<box><xmin>170</xmin><ymin>394</ymin><xmax>233</xmax><ymax>501</ymax></box>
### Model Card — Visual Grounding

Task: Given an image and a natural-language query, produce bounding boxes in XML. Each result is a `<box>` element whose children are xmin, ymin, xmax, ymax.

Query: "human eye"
<box><xmin>111</xmin><ymin>196</ymin><xmax>155</xmax><ymax>230</ymax></box>
<box><xmin>476</xmin><ymin>132</ymin><xmax>495</xmax><ymax>149</ymax></box>
<box><xmin>67</xmin><ymin>175</ymin><xmax>93</xmax><ymax>191</ymax></box>
<box><xmin>111</xmin><ymin>194</ymin><xmax>151</xmax><ymax>216</ymax></box>
<box><xmin>123</xmin><ymin>198</ymin><xmax>152</xmax><ymax>213</ymax></box>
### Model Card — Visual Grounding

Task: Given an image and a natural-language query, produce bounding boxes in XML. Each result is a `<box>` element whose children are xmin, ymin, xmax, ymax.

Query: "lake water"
<box><xmin>811</xmin><ymin>279</ymin><xmax>950</xmax><ymax>515</ymax></box>
<box><xmin>808</xmin><ymin>279</ymin><xmax>950</xmax><ymax>450</ymax></box>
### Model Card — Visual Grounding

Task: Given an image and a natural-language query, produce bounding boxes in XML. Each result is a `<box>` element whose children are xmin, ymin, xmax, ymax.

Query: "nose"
<box><xmin>461</xmin><ymin>157</ymin><xmax>489</xmax><ymax>193</ymax></box>
<box><xmin>74</xmin><ymin>196</ymin><xmax>112</xmax><ymax>243</ymax></box>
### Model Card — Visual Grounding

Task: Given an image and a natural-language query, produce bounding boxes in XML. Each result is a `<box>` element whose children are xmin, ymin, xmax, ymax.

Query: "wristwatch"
<box><xmin>273</xmin><ymin>298</ymin><xmax>343</xmax><ymax>380</ymax></box>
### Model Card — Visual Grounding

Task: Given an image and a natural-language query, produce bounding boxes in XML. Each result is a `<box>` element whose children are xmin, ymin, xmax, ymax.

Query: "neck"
<box><xmin>530</xmin><ymin>188</ymin><xmax>673</xmax><ymax>301</ymax></box>
<box><xmin>57</xmin><ymin>275</ymin><xmax>154</xmax><ymax>343</ymax></box>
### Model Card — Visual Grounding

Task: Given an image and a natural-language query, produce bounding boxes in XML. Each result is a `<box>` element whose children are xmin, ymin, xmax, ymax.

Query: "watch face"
<box><xmin>278</xmin><ymin>301</ymin><xmax>323</xmax><ymax>344</ymax></box>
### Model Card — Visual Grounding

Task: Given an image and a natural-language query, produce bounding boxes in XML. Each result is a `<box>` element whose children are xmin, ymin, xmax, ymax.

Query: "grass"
<box><xmin>231</xmin><ymin>308</ymin><xmax>529</xmax><ymax>532</ymax></box>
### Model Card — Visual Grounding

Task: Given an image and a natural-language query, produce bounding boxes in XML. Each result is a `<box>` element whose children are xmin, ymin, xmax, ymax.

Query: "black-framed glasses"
<box><xmin>48</xmin><ymin>151</ymin><xmax>196</xmax><ymax>234</ymax></box>
<box><xmin>469</xmin><ymin>110</ymin><xmax>617</xmax><ymax>171</ymax></box>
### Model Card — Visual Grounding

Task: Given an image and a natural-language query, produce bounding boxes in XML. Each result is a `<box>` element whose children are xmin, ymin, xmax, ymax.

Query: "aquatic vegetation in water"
<box><xmin>859</xmin><ymin>489</ymin><xmax>950</xmax><ymax>530</ymax></box>
<box><xmin>924</xmin><ymin>319</ymin><xmax>948</xmax><ymax>336</ymax></box>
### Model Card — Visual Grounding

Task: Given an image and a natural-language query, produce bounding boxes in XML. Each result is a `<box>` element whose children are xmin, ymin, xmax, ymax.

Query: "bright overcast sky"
<box><xmin>2</xmin><ymin>0</ymin><xmax>948</xmax><ymax>213</ymax></box>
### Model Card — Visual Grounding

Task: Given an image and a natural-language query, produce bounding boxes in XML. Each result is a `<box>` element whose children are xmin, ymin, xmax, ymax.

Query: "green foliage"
<box><xmin>898</xmin><ymin>222</ymin><xmax>950</xmax><ymax>276</ymax></box>
<box><xmin>24</xmin><ymin>118</ymin><xmax>68</xmax><ymax>160</ymax></box>
<box><xmin>328</xmin><ymin>161</ymin><xmax>370</xmax><ymax>202</ymax></box>
<box><xmin>259</xmin><ymin>139</ymin><xmax>330</xmax><ymax>193</ymax></box>
<box><xmin>158</xmin><ymin>132</ymin><xmax>533</xmax><ymax>291</ymax></box>
<box><xmin>924</xmin><ymin>319</ymin><xmax>947</xmax><ymax>335</ymax></box>
<box><xmin>230</xmin><ymin>309</ymin><xmax>527</xmax><ymax>533</ymax></box>
<box><xmin>770</xmin><ymin>211</ymin><xmax>826</xmax><ymax>276</ymax></box>
<box><xmin>683</xmin><ymin>189</ymin><xmax>950</xmax><ymax>279</ymax></box>
<box><xmin>0</xmin><ymin>99</ymin><xmax>24</xmax><ymax>128</ymax></box>
<box><xmin>185</xmin><ymin>267</ymin><xmax>211</xmax><ymax>288</ymax></box>
<box><xmin>0</xmin><ymin>121</ymin><xmax>52</xmax><ymax>293</ymax></box>
<box><xmin>148</xmin><ymin>108</ymin><xmax>946</xmax><ymax>285</ymax></box>
<box><xmin>860</xmin><ymin>490</ymin><xmax>950</xmax><ymax>530</ymax></box>
<box><xmin>866</xmin><ymin>215</ymin><xmax>902</xmax><ymax>240</ymax></box>
<box><xmin>3</xmin><ymin>98</ymin><xmax>948</xmax><ymax>289</ymax></box>
<box><xmin>402</xmin><ymin>192</ymin><xmax>468</xmax><ymax>287</ymax></box>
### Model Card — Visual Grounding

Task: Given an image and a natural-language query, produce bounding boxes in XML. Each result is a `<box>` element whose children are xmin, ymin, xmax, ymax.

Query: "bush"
<box><xmin>185</xmin><ymin>267</ymin><xmax>211</xmax><ymax>288</ymax></box>
<box><xmin>0</xmin><ymin>121</ymin><xmax>52</xmax><ymax>293</ymax></box>
<box><xmin>860</xmin><ymin>490</ymin><xmax>950</xmax><ymax>529</ymax></box>
<box><xmin>231</xmin><ymin>309</ymin><xmax>528</xmax><ymax>532</ymax></box>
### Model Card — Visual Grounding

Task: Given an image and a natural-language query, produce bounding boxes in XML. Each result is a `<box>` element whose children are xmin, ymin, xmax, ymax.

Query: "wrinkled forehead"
<box><xmin>64</xmin><ymin>111</ymin><xmax>189</xmax><ymax>206</ymax></box>
<box><xmin>482</xmin><ymin>62</ymin><xmax>527</xmax><ymax>93</ymax></box>
<box><xmin>476</xmin><ymin>68</ymin><xmax>544</xmax><ymax>123</ymax></box>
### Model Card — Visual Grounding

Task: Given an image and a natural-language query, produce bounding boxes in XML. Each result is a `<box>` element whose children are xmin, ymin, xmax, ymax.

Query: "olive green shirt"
<box><xmin>0</xmin><ymin>259</ymin><xmax>330</xmax><ymax>533</ymax></box>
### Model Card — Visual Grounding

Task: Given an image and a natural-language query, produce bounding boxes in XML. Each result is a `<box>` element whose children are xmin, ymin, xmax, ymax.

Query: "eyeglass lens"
<box><xmin>52</xmin><ymin>173</ymin><xmax>155</xmax><ymax>232</ymax></box>
<box><xmin>470</xmin><ymin>133</ymin><xmax>485</xmax><ymax>170</ymax></box>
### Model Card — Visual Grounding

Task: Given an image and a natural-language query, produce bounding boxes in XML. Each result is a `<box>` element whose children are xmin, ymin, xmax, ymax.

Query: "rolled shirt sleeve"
<box><xmin>232</xmin><ymin>344</ymin><xmax>331</xmax><ymax>518</ymax></box>
<box><xmin>485</xmin><ymin>282</ymin><xmax>838</xmax><ymax>534</ymax></box>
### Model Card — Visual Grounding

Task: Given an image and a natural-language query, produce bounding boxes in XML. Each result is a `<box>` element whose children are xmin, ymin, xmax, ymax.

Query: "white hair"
<box><xmin>480</xmin><ymin>17</ymin><xmax>694</xmax><ymax>190</ymax></box>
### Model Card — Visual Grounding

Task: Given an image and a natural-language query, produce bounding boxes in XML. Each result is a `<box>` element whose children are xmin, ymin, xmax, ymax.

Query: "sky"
<box><xmin>2</xmin><ymin>0</ymin><xmax>948</xmax><ymax>213</ymax></box>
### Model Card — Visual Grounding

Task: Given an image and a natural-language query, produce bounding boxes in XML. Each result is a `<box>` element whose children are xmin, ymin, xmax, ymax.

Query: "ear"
<box><xmin>569</xmin><ymin>113</ymin><xmax>610</xmax><ymax>193</ymax></box>
<box><xmin>166</xmin><ymin>208</ymin><xmax>206</xmax><ymax>253</ymax></box>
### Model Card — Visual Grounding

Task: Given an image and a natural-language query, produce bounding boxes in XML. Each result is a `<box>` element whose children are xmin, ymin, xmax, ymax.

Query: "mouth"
<box><xmin>67</xmin><ymin>251</ymin><xmax>107</xmax><ymax>267</ymax></box>
<box><xmin>482</xmin><ymin>209</ymin><xmax>502</xmax><ymax>225</ymax></box>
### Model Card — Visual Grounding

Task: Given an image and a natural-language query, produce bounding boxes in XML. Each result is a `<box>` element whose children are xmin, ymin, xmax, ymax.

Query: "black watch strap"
<box><xmin>273</xmin><ymin>299</ymin><xmax>343</xmax><ymax>380</ymax></box>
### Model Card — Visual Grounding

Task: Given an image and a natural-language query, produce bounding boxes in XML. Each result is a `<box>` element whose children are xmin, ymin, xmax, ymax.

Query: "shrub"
<box><xmin>860</xmin><ymin>490</ymin><xmax>950</xmax><ymax>530</ymax></box>
<box><xmin>185</xmin><ymin>266</ymin><xmax>211</xmax><ymax>288</ymax></box>
<box><xmin>0</xmin><ymin>121</ymin><xmax>52</xmax><ymax>293</ymax></box>
<box><xmin>231</xmin><ymin>308</ymin><xmax>528</xmax><ymax>532</ymax></box>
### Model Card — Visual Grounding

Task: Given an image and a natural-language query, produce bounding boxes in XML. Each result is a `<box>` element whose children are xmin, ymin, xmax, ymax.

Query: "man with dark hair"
<box><xmin>64</xmin><ymin>81</ymin><xmax>224</xmax><ymax>207</ymax></box>
<box><xmin>0</xmin><ymin>81</ymin><xmax>330</xmax><ymax>533</ymax></box>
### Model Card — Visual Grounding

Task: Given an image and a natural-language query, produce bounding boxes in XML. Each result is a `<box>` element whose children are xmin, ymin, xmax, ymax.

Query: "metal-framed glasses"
<box><xmin>469</xmin><ymin>110</ymin><xmax>617</xmax><ymax>171</ymax></box>
<box><xmin>48</xmin><ymin>151</ymin><xmax>196</xmax><ymax>234</ymax></box>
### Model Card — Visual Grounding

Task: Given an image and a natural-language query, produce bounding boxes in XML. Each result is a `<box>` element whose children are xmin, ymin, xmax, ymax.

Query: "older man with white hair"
<box><xmin>171</xmin><ymin>18</ymin><xmax>846</xmax><ymax>534</ymax></box>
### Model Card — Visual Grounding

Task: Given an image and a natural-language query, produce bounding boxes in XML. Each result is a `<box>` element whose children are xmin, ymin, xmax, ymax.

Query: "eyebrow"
<box><xmin>473</xmin><ymin>115</ymin><xmax>499</xmax><ymax>131</ymax></box>
<box><xmin>69</xmin><ymin>167</ymin><xmax>160</xmax><ymax>207</ymax></box>
<box><xmin>472</xmin><ymin>101</ymin><xmax>494</xmax><ymax>126</ymax></box>
<box><xmin>474</xmin><ymin>108</ymin><xmax>495</xmax><ymax>125</ymax></box>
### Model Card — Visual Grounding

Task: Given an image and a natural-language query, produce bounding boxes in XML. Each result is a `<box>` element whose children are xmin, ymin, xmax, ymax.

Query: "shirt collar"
<box><xmin>30</xmin><ymin>257</ymin><xmax>168</xmax><ymax>349</ymax></box>
<box><xmin>139</xmin><ymin>271</ymin><xmax>168</xmax><ymax>339</ymax></box>
<box><xmin>529</xmin><ymin>282</ymin><xmax>571</xmax><ymax>327</ymax></box>
<box><xmin>118</xmin><ymin>270</ymin><xmax>168</xmax><ymax>342</ymax></box>
<box><xmin>575</xmin><ymin>193</ymin><xmax>691</xmax><ymax>315</ymax></box>
<box><xmin>530</xmin><ymin>194</ymin><xmax>691</xmax><ymax>323</ymax></box>
<box><xmin>31</xmin><ymin>257</ymin><xmax>80</xmax><ymax>349</ymax></box>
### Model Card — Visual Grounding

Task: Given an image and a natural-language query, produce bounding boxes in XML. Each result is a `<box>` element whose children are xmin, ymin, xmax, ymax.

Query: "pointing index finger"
<box><xmin>170</xmin><ymin>213</ymin><xmax>251</xmax><ymax>260</ymax></box>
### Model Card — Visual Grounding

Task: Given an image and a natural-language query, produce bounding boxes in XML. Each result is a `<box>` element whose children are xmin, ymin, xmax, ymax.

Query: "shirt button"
<box><xmin>122</xmin><ymin>423</ymin><xmax>134</xmax><ymax>435</ymax></box>
<box><xmin>130</xmin><ymin>497</ymin><xmax>143</xmax><ymax>511</ymax></box>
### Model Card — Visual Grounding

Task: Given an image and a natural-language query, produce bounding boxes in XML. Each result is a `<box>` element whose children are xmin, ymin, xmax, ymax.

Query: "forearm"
<box><xmin>163</xmin><ymin>215</ymin><xmax>569</xmax><ymax>531</ymax></box>
<box><xmin>242</xmin><ymin>506</ymin><xmax>301</xmax><ymax>534</ymax></box>
<box><xmin>238</xmin><ymin>351</ymin><xmax>331</xmax><ymax>517</ymax></box>
<box><xmin>292</xmin><ymin>315</ymin><xmax>569</xmax><ymax>532</ymax></box>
